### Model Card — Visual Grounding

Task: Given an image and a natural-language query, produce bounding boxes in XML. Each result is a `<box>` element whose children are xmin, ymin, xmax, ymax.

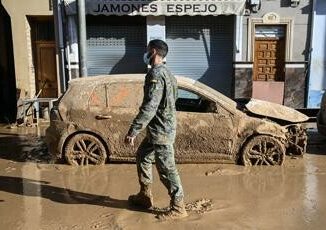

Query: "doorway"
<box><xmin>252</xmin><ymin>25</ymin><xmax>286</xmax><ymax>104</ymax></box>
<box><xmin>0</xmin><ymin>2</ymin><xmax>16</xmax><ymax>123</ymax></box>
<box><xmin>30</xmin><ymin>17</ymin><xmax>58</xmax><ymax>98</ymax></box>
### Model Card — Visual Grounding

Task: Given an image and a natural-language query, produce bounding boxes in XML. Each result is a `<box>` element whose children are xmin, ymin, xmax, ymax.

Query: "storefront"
<box><xmin>86</xmin><ymin>15</ymin><xmax>147</xmax><ymax>76</ymax></box>
<box><xmin>63</xmin><ymin>0</ymin><xmax>246</xmax><ymax>97</ymax></box>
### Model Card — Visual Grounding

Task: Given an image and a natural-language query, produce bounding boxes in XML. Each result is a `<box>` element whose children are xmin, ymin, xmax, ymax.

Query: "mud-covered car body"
<box><xmin>317</xmin><ymin>91</ymin><xmax>326</xmax><ymax>135</ymax></box>
<box><xmin>46</xmin><ymin>74</ymin><xmax>308</xmax><ymax>166</ymax></box>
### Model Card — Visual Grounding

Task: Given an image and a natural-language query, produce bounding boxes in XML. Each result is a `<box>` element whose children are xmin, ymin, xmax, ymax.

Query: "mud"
<box><xmin>185</xmin><ymin>198</ymin><xmax>213</xmax><ymax>214</ymax></box>
<box><xmin>1</xmin><ymin>125</ymin><xmax>326</xmax><ymax>229</ymax></box>
<box><xmin>205</xmin><ymin>166</ymin><xmax>245</xmax><ymax>176</ymax></box>
<box><xmin>0</xmin><ymin>124</ymin><xmax>54</xmax><ymax>163</ymax></box>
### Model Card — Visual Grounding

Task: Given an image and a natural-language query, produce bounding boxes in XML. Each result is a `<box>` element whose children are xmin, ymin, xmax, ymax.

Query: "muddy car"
<box><xmin>46</xmin><ymin>74</ymin><xmax>308</xmax><ymax>166</ymax></box>
<box><xmin>317</xmin><ymin>91</ymin><xmax>326</xmax><ymax>135</ymax></box>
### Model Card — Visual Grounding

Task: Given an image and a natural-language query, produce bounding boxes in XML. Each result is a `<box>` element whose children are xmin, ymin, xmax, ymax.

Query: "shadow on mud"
<box><xmin>0</xmin><ymin>175</ymin><xmax>151</xmax><ymax>213</ymax></box>
<box><xmin>0</xmin><ymin>132</ymin><xmax>53</xmax><ymax>163</ymax></box>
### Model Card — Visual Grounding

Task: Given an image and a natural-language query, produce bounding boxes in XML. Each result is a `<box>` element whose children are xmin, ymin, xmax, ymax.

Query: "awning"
<box><xmin>64</xmin><ymin>0</ymin><xmax>246</xmax><ymax>16</ymax></box>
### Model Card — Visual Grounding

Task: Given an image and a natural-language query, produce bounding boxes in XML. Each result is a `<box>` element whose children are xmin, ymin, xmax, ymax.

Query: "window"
<box><xmin>176</xmin><ymin>88</ymin><xmax>216</xmax><ymax>113</ymax></box>
<box><xmin>108</xmin><ymin>82</ymin><xmax>143</xmax><ymax>108</ymax></box>
<box><xmin>89</xmin><ymin>85</ymin><xmax>107</xmax><ymax>107</ymax></box>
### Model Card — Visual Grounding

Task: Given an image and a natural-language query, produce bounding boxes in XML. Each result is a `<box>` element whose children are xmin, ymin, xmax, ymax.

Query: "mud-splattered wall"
<box><xmin>233</xmin><ymin>64</ymin><xmax>253</xmax><ymax>99</ymax></box>
<box><xmin>284</xmin><ymin>64</ymin><xmax>307</xmax><ymax>108</ymax></box>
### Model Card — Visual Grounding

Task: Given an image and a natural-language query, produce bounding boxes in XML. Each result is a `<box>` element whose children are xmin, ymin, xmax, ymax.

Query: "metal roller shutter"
<box><xmin>86</xmin><ymin>16</ymin><xmax>147</xmax><ymax>76</ymax></box>
<box><xmin>166</xmin><ymin>16</ymin><xmax>235</xmax><ymax>96</ymax></box>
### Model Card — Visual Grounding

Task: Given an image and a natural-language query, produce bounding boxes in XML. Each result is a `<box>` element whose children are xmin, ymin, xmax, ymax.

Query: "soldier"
<box><xmin>124</xmin><ymin>39</ymin><xmax>188</xmax><ymax>220</ymax></box>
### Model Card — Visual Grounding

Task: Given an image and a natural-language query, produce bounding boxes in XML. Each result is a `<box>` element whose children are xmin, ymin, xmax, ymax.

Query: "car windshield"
<box><xmin>191</xmin><ymin>80</ymin><xmax>237</xmax><ymax>109</ymax></box>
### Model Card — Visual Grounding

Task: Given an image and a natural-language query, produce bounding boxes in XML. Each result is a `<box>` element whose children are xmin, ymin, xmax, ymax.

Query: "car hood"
<box><xmin>243</xmin><ymin>99</ymin><xmax>309</xmax><ymax>123</ymax></box>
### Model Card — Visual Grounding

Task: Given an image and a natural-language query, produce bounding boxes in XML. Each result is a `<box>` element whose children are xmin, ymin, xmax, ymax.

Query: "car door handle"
<box><xmin>95</xmin><ymin>115</ymin><xmax>112</xmax><ymax>120</ymax></box>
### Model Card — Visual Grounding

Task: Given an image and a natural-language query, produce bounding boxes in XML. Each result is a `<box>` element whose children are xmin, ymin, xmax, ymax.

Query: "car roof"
<box><xmin>68</xmin><ymin>74</ymin><xmax>237</xmax><ymax>110</ymax></box>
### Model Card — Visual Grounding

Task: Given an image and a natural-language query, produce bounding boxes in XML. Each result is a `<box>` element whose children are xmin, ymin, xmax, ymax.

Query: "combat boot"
<box><xmin>128</xmin><ymin>184</ymin><xmax>153</xmax><ymax>209</ymax></box>
<box><xmin>157</xmin><ymin>199</ymin><xmax>188</xmax><ymax>220</ymax></box>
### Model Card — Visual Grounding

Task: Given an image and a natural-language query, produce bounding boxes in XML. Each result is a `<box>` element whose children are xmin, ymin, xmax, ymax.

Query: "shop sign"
<box><xmin>64</xmin><ymin>0</ymin><xmax>246</xmax><ymax>16</ymax></box>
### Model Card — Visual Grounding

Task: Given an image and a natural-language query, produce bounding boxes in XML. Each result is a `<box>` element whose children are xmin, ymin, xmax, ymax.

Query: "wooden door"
<box><xmin>35</xmin><ymin>41</ymin><xmax>58</xmax><ymax>98</ymax></box>
<box><xmin>253</xmin><ymin>38</ymin><xmax>285</xmax><ymax>81</ymax></box>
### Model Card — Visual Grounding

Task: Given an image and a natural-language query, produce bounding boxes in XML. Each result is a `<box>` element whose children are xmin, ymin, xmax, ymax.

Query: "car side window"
<box><xmin>108</xmin><ymin>82</ymin><xmax>143</xmax><ymax>108</ymax></box>
<box><xmin>176</xmin><ymin>88</ymin><xmax>217</xmax><ymax>113</ymax></box>
<box><xmin>89</xmin><ymin>85</ymin><xmax>107</xmax><ymax>108</ymax></box>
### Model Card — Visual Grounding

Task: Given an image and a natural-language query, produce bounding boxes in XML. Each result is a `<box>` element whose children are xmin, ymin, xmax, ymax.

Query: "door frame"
<box><xmin>29</xmin><ymin>16</ymin><xmax>59</xmax><ymax>98</ymax></box>
<box><xmin>34</xmin><ymin>41</ymin><xmax>58</xmax><ymax>98</ymax></box>
<box><xmin>248</xmin><ymin>13</ymin><xmax>294</xmax><ymax>62</ymax></box>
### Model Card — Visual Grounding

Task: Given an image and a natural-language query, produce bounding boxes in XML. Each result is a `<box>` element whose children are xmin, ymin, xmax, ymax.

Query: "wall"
<box><xmin>243</xmin><ymin>0</ymin><xmax>311</xmax><ymax>62</ymax></box>
<box><xmin>2</xmin><ymin>0</ymin><xmax>53</xmax><ymax>98</ymax></box>
<box><xmin>308</xmin><ymin>0</ymin><xmax>326</xmax><ymax>108</ymax></box>
<box><xmin>234</xmin><ymin>0</ymin><xmax>311</xmax><ymax>108</ymax></box>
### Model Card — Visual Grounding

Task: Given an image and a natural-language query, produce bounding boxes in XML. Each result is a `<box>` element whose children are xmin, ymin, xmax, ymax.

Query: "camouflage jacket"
<box><xmin>128</xmin><ymin>64</ymin><xmax>178</xmax><ymax>144</ymax></box>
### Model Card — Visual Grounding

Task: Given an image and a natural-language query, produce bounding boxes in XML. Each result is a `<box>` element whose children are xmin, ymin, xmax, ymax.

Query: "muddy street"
<box><xmin>1</xmin><ymin>124</ymin><xmax>326</xmax><ymax>230</ymax></box>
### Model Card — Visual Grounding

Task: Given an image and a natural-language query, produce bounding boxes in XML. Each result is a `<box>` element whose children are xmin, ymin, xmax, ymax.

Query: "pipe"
<box><xmin>306</xmin><ymin>0</ymin><xmax>316</xmax><ymax>108</ymax></box>
<box><xmin>53</xmin><ymin>0</ymin><xmax>67</xmax><ymax>93</ymax></box>
<box><xmin>77</xmin><ymin>0</ymin><xmax>88</xmax><ymax>77</ymax></box>
<box><xmin>66</xmin><ymin>43</ymin><xmax>72</xmax><ymax>81</ymax></box>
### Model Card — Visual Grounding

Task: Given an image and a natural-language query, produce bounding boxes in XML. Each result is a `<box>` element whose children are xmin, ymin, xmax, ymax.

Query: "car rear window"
<box><xmin>89</xmin><ymin>85</ymin><xmax>107</xmax><ymax>107</ymax></box>
<box><xmin>108</xmin><ymin>82</ymin><xmax>143</xmax><ymax>108</ymax></box>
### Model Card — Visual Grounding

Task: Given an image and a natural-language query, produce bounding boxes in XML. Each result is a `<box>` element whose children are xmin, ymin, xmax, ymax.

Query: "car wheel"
<box><xmin>242</xmin><ymin>135</ymin><xmax>285</xmax><ymax>166</ymax></box>
<box><xmin>64</xmin><ymin>133</ymin><xmax>107</xmax><ymax>166</ymax></box>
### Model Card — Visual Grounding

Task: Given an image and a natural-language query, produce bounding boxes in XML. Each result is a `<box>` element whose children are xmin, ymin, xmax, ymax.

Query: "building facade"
<box><xmin>64</xmin><ymin>0</ymin><xmax>245</xmax><ymax>98</ymax></box>
<box><xmin>62</xmin><ymin>0</ymin><xmax>315</xmax><ymax>109</ymax></box>
<box><xmin>0</xmin><ymin>0</ymin><xmax>59</xmax><ymax>122</ymax></box>
<box><xmin>0</xmin><ymin>0</ymin><xmax>323</xmax><ymax>124</ymax></box>
<box><xmin>235</xmin><ymin>0</ymin><xmax>312</xmax><ymax>108</ymax></box>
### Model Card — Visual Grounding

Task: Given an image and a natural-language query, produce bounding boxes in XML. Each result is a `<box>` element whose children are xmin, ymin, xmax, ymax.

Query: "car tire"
<box><xmin>64</xmin><ymin>133</ymin><xmax>107</xmax><ymax>166</ymax></box>
<box><xmin>242</xmin><ymin>135</ymin><xmax>285</xmax><ymax>166</ymax></box>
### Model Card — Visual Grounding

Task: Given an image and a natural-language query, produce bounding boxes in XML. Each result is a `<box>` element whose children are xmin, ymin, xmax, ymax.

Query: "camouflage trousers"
<box><xmin>136</xmin><ymin>138</ymin><xmax>184</xmax><ymax>202</ymax></box>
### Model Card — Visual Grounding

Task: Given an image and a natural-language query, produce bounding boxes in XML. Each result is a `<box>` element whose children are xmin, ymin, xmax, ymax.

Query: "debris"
<box><xmin>19</xmin><ymin>136</ymin><xmax>53</xmax><ymax>163</ymax></box>
<box><xmin>205</xmin><ymin>167</ymin><xmax>222</xmax><ymax>176</ymax></box>
<box><xmin>185</xmin><ymin>198</ymin><xmax>213</xmax><ymax>214</ymax></box>
<box><xmin>7</xmin><ymin>125</ymin><xmax>17</xmax><ymax>129</ymax></box>
<box><xmin>152</xmin><ymin>199</ymin><xmax>213</xmax><ymax>216</ymax></box>
<box><xmin>5</xmin><ymin>166</ymin><xmax>16</xmax><ymax>173</ymax></box>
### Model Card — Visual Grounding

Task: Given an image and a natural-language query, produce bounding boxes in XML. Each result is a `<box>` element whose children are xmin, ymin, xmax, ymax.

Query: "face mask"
<box><xmin>143</xmin><ymin>52</ymin><xmax>153</xmax><ymax>65</ymax></box>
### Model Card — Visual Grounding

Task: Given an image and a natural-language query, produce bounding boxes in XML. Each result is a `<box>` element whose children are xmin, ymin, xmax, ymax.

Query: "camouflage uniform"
<box><xmin>128</xmin><ymin>63</ymin><xmax>184</xmax><ymax>203</ymax></box>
